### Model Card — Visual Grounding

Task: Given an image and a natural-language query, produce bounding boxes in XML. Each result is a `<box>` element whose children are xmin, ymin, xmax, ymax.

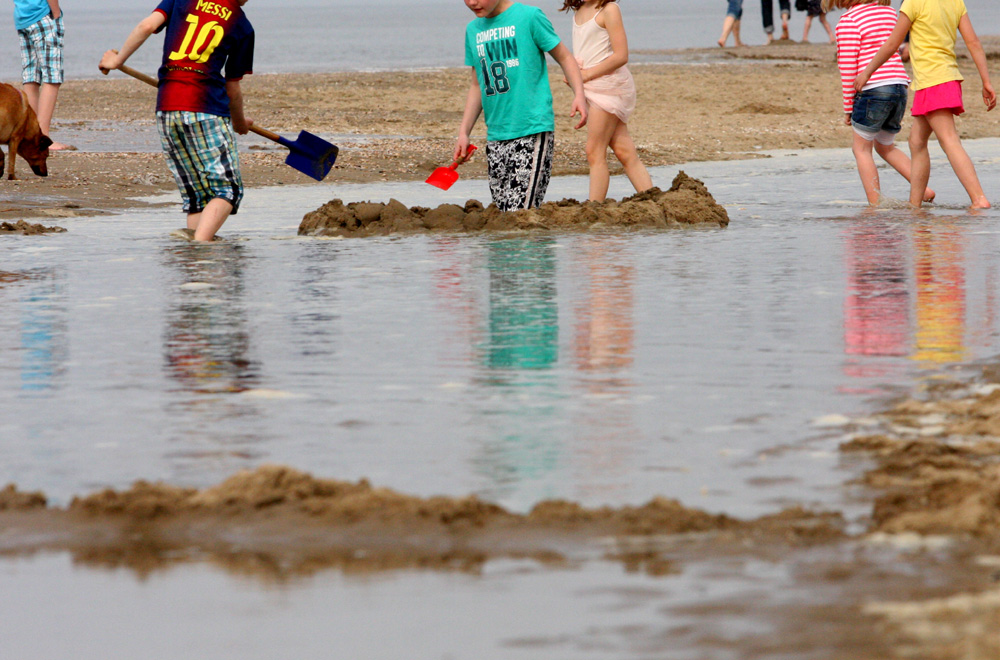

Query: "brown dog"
<box><xmin>0</xmin><ymin>82</ymin><xmax>52</xmax><ymax>180</ymax></box>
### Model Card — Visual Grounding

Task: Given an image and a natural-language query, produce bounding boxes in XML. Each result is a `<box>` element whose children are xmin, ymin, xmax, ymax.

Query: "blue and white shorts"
<box><xmin>157</xmin><ymin>111</ymin><xmax>244</xmax><ymax>215</ymax></box>
<box><xmin>18</xmin><ymin>14</ymin><xmax>64</xmax><ymax>85</ymax></box>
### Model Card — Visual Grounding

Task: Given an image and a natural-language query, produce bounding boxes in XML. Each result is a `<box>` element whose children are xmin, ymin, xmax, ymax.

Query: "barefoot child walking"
<box><xmin>563</xmin><ymin>0</ymin><xmax>652</xmax><ymax>201</ymax></box>
<box><xmin>455</xmin><ymin>0</ymin><xmax>587</xmax><ymax>212</ymax></box>
<box><xmin>856</xmin><ymin>0</ymin><xmax>996</xmax><ymax>208</ymax></box>
<box><xmin>99</xmin><ymin>0</ymin><xmax>254</xmax><ymax>241</ymax></box>
<box><xmin>829</xmin><ymin>0</ymin><xmax>934</xmax><ymax>205</ymax></box>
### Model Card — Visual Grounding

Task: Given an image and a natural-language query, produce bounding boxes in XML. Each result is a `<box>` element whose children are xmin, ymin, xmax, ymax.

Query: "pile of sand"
<box><xmin>842</xmin><ymin>379</ymin><xmax>1000</xmax><ymax>538</ymax></box>
<box><xmin>0</xmin><ymin>220</ymin><xmax>66</xmax><ymax>235</ymax></box>
<box><xmin>0</xmin><ymin>465</ymin><xmax>841</xmax><ymax>577</ymax></box>
<box><xmin>299</xmin><ymin>172</ymin><xmax>729</xmax><ymax>238</ymax></box>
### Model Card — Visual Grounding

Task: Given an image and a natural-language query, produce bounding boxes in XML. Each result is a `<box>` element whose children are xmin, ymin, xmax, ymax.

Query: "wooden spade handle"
<box><xmin>117</xmin><ymin>64</ymin><xmax>277</xmax><ymax>143</ymax></box>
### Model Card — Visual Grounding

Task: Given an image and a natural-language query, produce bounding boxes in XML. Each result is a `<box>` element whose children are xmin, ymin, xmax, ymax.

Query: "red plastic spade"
<box><xmin>425</xmin><ymin>145</ymin><xmax>477</xmax><ymax>190</ymax></box>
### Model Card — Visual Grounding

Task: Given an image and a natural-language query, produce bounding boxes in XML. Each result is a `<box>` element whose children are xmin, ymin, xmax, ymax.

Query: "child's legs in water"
<box><xmin>609</xmin><ymin>122</ymin><xmax>653</xmax><ymax>195</ymax></box>
<box><xmin>851</xmin><ymin>133</ymin><xmax>882</xmax><ymax>205</ymax></box>
<box><xmin>924</xmin><ymin>109</ymin><xmax>990</xmax><ymax>208</ymax></box>
<box><xmin>873</xmin><ymin>140</ymin><xmax>935</xmax><ymax>203</ymax></box>
<box><xmin>907</xmin><ymin>115</ymin><xmax>933</xmax><ymax>207</ymax></box>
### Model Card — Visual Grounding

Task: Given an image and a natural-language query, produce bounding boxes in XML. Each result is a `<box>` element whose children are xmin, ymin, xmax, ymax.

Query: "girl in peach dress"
<box><xmin>561</xmin><ymin>0</ymin><xmax>652</xmax><ymax>201</ymax></box>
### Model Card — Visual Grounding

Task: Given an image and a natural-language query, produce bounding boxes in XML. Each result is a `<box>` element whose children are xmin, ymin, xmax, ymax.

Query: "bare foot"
<box><xmin>923</xmin><ymin>188</ymin><xmax>936</xmax><ymax>203</ymax></box>
<box><xmin>734</xmin><ymin>39</ymin><xmax>744</xmax><ymax>47</ymax></box>
<box><xmin>971</xmin><ymin>195</ymin><xmax>991</xmax><ymax>209</ymax></box>
<box><xmin>48</xmin><ymin>142</ymin><xmax>77</xmax><ymax>152</ymax></box>
<box><xmin>765</xmin><ymin>34</ymin><xmax>774</xmax><ymax>45</ymax></box>
<box><xmin>718</xmin><ymin>38</ymin><xmax>726</xmax><ymax>48</ymax></box>
<box><xmin>781</xmin><ymin>24</ymin><xmax>790</xmax><ymax>40</ymax></box>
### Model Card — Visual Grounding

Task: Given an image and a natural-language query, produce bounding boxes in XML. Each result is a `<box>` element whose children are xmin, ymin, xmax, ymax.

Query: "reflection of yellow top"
<box><xmin>900</xmin><ymin>0</ymin><xmax>967</xmax><ymax>90</ymax></box>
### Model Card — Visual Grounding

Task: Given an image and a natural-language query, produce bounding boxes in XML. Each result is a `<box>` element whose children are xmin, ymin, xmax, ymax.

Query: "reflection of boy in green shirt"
<box><xmin>455</xmin><ymin>0</ymin><xmax>587</xmax><ymax>212</ymax></box>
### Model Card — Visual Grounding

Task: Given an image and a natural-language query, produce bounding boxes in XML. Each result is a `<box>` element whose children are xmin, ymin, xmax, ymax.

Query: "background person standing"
<box><xmin>12</xmin><ymin>0</ymin><xmax>72</xmax><ymax>150</ymax></box>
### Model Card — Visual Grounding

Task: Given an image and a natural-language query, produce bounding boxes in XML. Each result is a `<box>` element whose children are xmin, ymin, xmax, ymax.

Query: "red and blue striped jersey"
<box><xmin>154</xmin><ymin>0</ymin><xmax>254</xmax><ymax>116</ymax></box>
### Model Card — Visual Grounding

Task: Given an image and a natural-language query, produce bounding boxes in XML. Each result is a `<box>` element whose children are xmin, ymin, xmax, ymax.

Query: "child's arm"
<box><xmin>99</xmin><ymin>12</ymin><xmax>167</xmax><ymax>73</ymax></box>
<box><xmin>454</xmin><ymin>68</ymin><xmax>483</xmax><ymax>162</ymax></box>
<box><xmin>579</xmin><ymin>4</ymin><xmax>628</xmax><ymax>82</ymax></box>
<box><xmin>548</xmin><ymin>43</ymin><xmax>588</xmax><ymax>129</ymax></box>
<box><xmin>854</xmin><ymin>14</ymin><xmax>910</xmax><ymax>91</ymax></box>
<box><xmin>46</xmin><ymin>0</ymin><xmax>61</xmax><ymax>20</ymax></box>
<box><xmin>835</xmin><ymin>17</ymin><xmax>861</xmax><ymax>121</ymax></box>
<box><xmin>226</xmin><ymin>81</ymin><xmax>251</xmax><ymax>135</ymax></box>
<box><xmin>958</xmin><ymin>14</ymin><xmax>997</xmax><ymax>111</ymax></box>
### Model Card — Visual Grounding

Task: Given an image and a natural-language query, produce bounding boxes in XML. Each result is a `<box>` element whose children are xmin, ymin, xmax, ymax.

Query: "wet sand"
<box><xmin>7</xmin><ymin>358</ymin><xmax>1000</xmax><ymax>657</ymax></box>
<box><xmin>3</xmin><ymin>39</ymin><xmax>999</xmax><ymax>222</ymax></box>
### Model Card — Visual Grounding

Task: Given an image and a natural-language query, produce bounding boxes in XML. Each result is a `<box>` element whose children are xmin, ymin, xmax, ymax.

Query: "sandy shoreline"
<box><xmin>2</xmin><ymin>39</ymin><xmax>999</xmax><ymax>222</ymax></box>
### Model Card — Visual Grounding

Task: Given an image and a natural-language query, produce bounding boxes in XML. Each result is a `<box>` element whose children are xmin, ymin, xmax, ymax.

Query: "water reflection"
<box><xmin>842</xmin><ymin>217</ymin><xmax>971</xmax><ymax>380</ymax></box>
<box><xmin>842</xmin><ymin>220</ymin><xmax>909</xmax><ymax>380</ymax></box>
<box><xmin>162</xmin><ymin>243</ymin><xmax>260</xmax><ymax>395</ymax></box>
<box><xmin>289</xmin><ymin>243</ymin><xmax>342</xmax><ymax>362</ymax></box>
<box><xmin>1</xmin><ymin>268</ymin><xmax>69</xmax><ymax>393</ymax></box>
<box><xmin>485</xmin><ymin>238</ymin><xmax>559</xmax><ymax>371</ymax></box>
<box><xmin>913</xmin><ymin>223</ymin><xmax>967</xmax><ymax>365</ymax></box>
<box><xmin>571</xmin><ymin>238</ymin><xmax>638</xmax><ymax>499</ymax></box>
<box><xmin>475</xmin><ymin>238</ymin><xmax>562</xmax><ymax>501</ymax></box>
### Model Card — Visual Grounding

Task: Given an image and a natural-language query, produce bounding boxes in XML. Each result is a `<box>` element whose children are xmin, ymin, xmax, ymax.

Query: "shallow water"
<box><xmin>2</xmin><ymin>141</ymin><xmax>1000</xmax><ymax>658</ymax></box>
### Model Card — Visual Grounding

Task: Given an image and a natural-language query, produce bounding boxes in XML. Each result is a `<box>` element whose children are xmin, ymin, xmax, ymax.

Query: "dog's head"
<box><xmin>18</xmin><ymin>134</ymin><xmax>52</xmax><ymax>177</ymax></box>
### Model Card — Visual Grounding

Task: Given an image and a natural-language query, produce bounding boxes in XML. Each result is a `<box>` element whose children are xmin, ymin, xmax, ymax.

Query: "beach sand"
<box><xmin>3</xmin><ymin>39</ymin><xmax>999</xmax><ymax>222</ymax></box>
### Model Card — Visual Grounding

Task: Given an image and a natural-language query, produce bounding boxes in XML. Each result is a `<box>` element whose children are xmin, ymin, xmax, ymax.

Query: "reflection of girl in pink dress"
<box><xmin>561</xmin><ymin>0</ymin><xmax>653</xmax><ymax>201</ymax></box>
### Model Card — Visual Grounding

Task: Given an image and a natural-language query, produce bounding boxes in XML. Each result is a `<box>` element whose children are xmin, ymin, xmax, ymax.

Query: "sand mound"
<box><xmin>842</xmin><ymin>378</ymin><xmax>1000</xmax><ymax>537</ymax></box>
<box><xmin>299</xmin><ymin>171</ymin><xmax>729</xmax><ymax>238</ymax></box>
<box><xmin>0</xmin><ymin>220</ymin><xmax>66</xmax><ymax>235</ymax></box>
<box><xmin>0</xmin><ymin>465</ymin><xmax>842</xmax><ymax>578</ymax></box>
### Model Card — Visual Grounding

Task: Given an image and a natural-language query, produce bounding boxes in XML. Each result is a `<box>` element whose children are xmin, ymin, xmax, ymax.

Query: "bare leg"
<box><xmin>925</xmin><ymin>109</ymin><xmax>990</xmax><ymax>208</ymax></box>
<box><xmin>733</xmin><ymin>19</ymin><xmax>743</xmax><ymax>46</ymax></box>
<box><xmin>22</xmin><ymin>82</ymin><xmax>70</xmax><ymax>150</ymax></box>
<box><xmin>188</xmin><ymin>197</ymin><xmax>235</xmax><ymax>242</ymax></box>
<box><xmin>907</xmin><ymin>115</ymin><xmax>933</xmax><ymax>208</ymax></box>
<box><xmin>801</xmin><ymin>16</ymin><xmax>812</xmax><ymax>42</ymax></box>
<box><xmin>852</xmin><ymin>133</ymin><xmax>881</xmax><ymax>205</ymax></box>
<box><xmin>820</xmin><ymin>14</ymin><xmax>835</xmax><ymax>43</ymax></box>
<box><xmin>585</xmin><ymin>106</ymin><xmax>620</xmax><ymax>201</ymax></box>
<box><xmin>873</xmin><ymin>140</ymin><xmax>935</xmax><ymax>202</ymax></box>
<box><xmin>719</xmin><ymin>15</ymin><xmax>737</xmax><ymax>47</ymax></box>
<box><xmin>781</xmin><ymin>10</ymin><xmax>790</xmax><ymax>39</ymax></box>
<box><xmin>609</xmin><ymin>121</ymin><xmax>653</xmax><ymax>194</ymax></box>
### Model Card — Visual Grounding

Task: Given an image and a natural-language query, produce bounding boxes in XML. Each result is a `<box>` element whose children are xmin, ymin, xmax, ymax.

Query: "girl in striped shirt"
<box><xmin>829</xmin><ymin>0</ymin><xmax>934</xmax><ymax>205</ymax></box>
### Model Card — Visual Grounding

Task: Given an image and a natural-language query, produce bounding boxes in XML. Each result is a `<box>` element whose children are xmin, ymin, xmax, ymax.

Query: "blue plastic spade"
<box><xmin>117</xmin><ymin>65</ymin><xmax>339</xmax><ymax>181</ymax></box>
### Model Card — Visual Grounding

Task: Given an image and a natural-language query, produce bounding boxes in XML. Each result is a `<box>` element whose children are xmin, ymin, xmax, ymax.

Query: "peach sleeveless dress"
<box><xmin>572</xmin><ymin>7</ymin><xmax>637</xmax><ymax>123</ymax></box>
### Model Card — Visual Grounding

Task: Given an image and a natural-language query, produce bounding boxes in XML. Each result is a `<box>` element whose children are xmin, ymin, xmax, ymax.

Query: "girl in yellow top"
<box><xmin>856</xmin><ymin>0</ymin><xmax>996</xmax><ymax>209</ymax></box>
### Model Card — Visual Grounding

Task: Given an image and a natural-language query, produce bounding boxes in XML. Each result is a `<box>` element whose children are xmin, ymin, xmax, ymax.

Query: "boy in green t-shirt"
<box><xmin>455</xmin><ymin>0</ymin><xmax>587</xmax><ymax>211</ymax></box>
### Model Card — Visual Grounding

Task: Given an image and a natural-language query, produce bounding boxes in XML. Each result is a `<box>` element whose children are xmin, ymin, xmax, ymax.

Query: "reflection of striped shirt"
<box><xmin>835</xmin><ymin>4</ymin><xmax>910</xmax><ymax>113</ymax></box>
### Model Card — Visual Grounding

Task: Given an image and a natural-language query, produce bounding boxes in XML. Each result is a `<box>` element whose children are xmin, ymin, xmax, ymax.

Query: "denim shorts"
<box><xmin>852</xmin><ymin>84</ymin><xmax>908</xmax><ymax>145</ymax></box>
<box><xmin>726</xmin><ymin>0</ymin><xmax>743</xmax><ymax>19</ymax></box>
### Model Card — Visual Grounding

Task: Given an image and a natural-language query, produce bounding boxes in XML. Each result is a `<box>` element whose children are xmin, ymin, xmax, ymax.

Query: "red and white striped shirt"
<box><xmin>835</xmin><ymin>3</ymin><xmax>910</xmax><ymax>113</ymax></box>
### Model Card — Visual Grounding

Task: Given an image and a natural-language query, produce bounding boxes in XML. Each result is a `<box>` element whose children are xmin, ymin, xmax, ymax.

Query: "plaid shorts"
<box><xmin>157</xmin><ymin>111</ymin><xmax>244</xmax><ymax>215</ymax></box>
<box><xmin>18</xmin><ymin>14</ymin><xmax>64</xmax><ymax>85</ymax></box>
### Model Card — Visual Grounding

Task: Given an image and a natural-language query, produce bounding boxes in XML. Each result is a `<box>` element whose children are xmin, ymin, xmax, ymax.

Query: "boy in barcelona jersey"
<box><xmin>100</xmin><ymin>0</ymin><xmax>254</xmax><ymax>242</ymax></box>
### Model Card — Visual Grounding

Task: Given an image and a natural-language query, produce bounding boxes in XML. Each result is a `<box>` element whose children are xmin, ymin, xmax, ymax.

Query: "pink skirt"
<box><xmin>578</xmin><ymin>58</ymin><xmax>636</xmax><ymax>123</ymax></box>
<box><xmin>911</xmin><ymin>80</ymin><xmax>965</xmax><ymax>116</ymax></box>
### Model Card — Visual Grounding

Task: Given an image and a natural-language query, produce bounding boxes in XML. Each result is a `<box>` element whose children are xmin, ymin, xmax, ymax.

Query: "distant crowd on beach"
<box><xmin>5</xmin><ymin>0</ymin><xmax>996</xmax><ymax>244</ymax></box>
<box><xmin>719</xmin><ymin>0</ymin><xmax>837</xmax><ymax>47</ymax></box>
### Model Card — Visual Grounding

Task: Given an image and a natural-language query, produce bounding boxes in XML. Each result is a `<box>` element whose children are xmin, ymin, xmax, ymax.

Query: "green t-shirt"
<box><xmin>464</xmin><ymin>3</ymin><xmax>561</xmax><ymax>142</ymax></box>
